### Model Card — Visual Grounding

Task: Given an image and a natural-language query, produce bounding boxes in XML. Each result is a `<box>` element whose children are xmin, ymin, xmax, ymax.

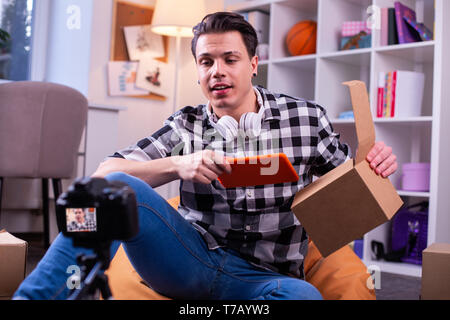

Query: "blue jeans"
<box><xmin>14</xmin><ymin>172</ymin><xmax>322</xmax><ymax>300</ymax></box>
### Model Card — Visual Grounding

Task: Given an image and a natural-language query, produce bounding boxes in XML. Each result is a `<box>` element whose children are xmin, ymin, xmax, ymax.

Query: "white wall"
<box><xmin>45</xmin><ymin>0</ymin><xmax>94</xmax><ymax>95</ymax></box>
<box><xmin>87</xmin><ymin>0</ymin><xmax>224</xmax><ymax>199</ymax></box>
<box><xmin>1</xmin><ymin>0</ymin><xmax>224</xmax><ymax>233</ymax></box>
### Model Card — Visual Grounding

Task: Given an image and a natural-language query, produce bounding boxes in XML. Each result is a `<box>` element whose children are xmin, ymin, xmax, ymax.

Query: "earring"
<box><xmin>253</xmin><ymin>73</ymin><xmax>257</xmax><ymax>77</ymax></box>
<box><xmin>197</xmin><ymin>80</ymin><xmax>200</xmax><ymax>85</ymax></box>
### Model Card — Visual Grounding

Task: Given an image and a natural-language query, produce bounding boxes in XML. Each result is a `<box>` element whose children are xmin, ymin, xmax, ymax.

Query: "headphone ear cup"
<box><xmin>239</xmin><ymin>112</ymin><xmax>261</xmax><ymax>139</ymax></box>
<box><xmin>216</xmin><ymin>115</ymin><xmax>238</xmax><ymax>141</ymax></box>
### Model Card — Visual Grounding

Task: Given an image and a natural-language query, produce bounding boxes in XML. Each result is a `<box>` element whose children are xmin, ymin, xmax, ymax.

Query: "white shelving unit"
<box><xmin>226</xmin><ymin>0</ymin><xmax>450</xmax><ymax>278</ymax></box>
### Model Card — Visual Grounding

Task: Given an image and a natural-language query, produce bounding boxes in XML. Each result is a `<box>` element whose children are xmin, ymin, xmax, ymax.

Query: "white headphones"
<box><xmin>206</xmin><ymin>95</ymin><xmax>265</xmax><ymax>141</ymax></box>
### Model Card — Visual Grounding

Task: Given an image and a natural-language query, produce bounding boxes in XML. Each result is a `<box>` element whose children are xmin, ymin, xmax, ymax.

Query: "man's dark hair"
<box><xmin>191</xmin><ymin>12</ymin><xmax>258</xmax><ymax>60</ymax></box>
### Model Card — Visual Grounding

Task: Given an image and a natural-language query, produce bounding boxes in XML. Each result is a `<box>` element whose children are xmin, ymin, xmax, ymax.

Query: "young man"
<box><xmin>14</xmin><ymin>12</ymin><xmax>397</xmax><ymax>300</ymax></box>
<box><xmin>67</xmin><ymin>208</ymin><xmax>92</xmax><ymax>232</ymax></box>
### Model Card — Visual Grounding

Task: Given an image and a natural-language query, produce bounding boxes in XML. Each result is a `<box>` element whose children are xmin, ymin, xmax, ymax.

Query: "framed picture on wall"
<box><xmin>136</xmin><ymin>58</ymin><xmax>173</xmax><ymax>97</ymax></box>
<box><xmin>107</xmin><ymin>61</ymin><xmax>149</xmax><ymax>96</ymax></box>
<box><xmin>123</xmin><ymin>25</ymin><xmax>165</xmax><ymax>61</ymax></box>
<box><xmin>110</xmin><ymin>0</ymin><xmax>169</xmax><ymax>100</ymax></box>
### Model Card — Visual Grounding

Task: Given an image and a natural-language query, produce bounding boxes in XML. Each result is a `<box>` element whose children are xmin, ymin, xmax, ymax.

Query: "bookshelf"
<box><xmin>225</xmin><ymin>0</ymin><xmax>450</xmax><ymax>278</ymax></box>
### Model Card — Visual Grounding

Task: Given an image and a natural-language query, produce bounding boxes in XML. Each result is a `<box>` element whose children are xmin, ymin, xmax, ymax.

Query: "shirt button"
<box><xmin>246</xmin><ymin>190</ymin><xmax>254</xmax><ymax>198</ymax></box>
<box><xmin>245</xmin><ymin>225</ymin><xmax>251</xmax><ymax>231</ymax></box>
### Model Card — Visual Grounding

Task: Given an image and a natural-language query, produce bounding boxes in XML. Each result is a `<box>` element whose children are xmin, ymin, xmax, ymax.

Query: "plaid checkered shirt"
<box><xmin>67</xmin><ymin>219</ymin><xmax>96</xmax><ymax>232</ymax></box>
<box><xmin>109</xmin><ymin>86</ymin><xmax>351</xmax><ymax>279</ymax></box>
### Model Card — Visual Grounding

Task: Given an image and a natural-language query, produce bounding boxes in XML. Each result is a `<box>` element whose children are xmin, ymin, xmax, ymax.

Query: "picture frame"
<box><xmin>110</xmin><ymin>0</ymin><xmax>169</xmax><ymax>101</ymax></box>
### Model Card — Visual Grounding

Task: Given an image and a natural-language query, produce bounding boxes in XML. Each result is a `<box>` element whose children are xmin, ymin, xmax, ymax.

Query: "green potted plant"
<box><xmin>0</xmin><ymin>28</ymin><xmax>10</xmax><ymax>52</ymax></box>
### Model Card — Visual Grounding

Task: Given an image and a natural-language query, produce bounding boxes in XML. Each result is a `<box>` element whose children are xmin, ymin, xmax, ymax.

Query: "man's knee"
<box><xmin>104</xmin><ymin>171</ymin><xmax>171</xmax><ymax>216</ymax></box>
<box><xmin>271</xmin><ymin>278</ymin><xmax>323</xmax><ymax>300</ymax></box>
<box><xmin>105</xmin><ymin>171</ymin><xmax>137</xmax><ymax>185</ymax></box>
<box><xmin>104</xmin><ymin>172</ymin><xmax>154</xmax><ymax>203</ymax></box>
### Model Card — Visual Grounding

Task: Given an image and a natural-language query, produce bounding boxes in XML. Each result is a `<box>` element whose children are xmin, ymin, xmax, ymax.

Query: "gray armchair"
<box><xmin>0</xmin><ymin>81</ymin><xmax>88</xmax><ymax>247</ymax></box>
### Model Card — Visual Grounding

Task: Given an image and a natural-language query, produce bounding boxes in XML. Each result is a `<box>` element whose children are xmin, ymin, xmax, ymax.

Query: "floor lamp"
<box><xmin>151</xmin><ymin>0</ymin><xmax>206</xmax><ymax>115</ymax></box>
<box><xmin>151</xmin><ymin>0</ymin><xmax>206</xmax><ymax>198</ymax></box>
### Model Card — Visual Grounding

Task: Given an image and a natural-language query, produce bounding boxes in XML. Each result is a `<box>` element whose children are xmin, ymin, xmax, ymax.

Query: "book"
<box><xmin>391</xmin><ymin>70</ymin><xmax>397</xmax><ymax>117</ymax></box>
<box><xmin>380</xmin><ymin>7</ymin><xmax>389</xmax><ymax>46</ymax></box>
<box><xmin>383</xmin><ymin>72</ymin><xmax>389</xmax><ymax>117</ymax></box>
<box><xmin>403</xmin><ymin>16</ymin><xmax>433</xmax><ymax>41</ymax></box>
<box><xmin>340</xmin><ymin>34</ymin><xmax>371</xmax><ymax>50</ymax></box>
<box><xmin>107</xmin><ymin>61</ymin><xmax>149</xmax><ymax>96</ymax></box>
<box><xmin>388</xmin><ymin>8</ymin><xmax>399</xmax><ymax>45</ymax></box>
<box><xmin>391</xmin><ymin>70</ymin><xmax>425</xmax><ymax>118</ymax></box>
<box><xmin>394</xmin><ymin>1</ymin><xmax>422</xmax><ymax>44</ymax></box>
<box><xmin>377</xmin><ymin>72</ymin><xmax>385</xmax><ymax>117</ymax></box>
<box><xmin>341</xmin><ymin>21</ymin><xmax>371</xmax><ymax>37</ymax></box>
<box><xmin>386</xmin><ymin>71</ymin><xmax>392</xmax><ymax>117</ymax></box>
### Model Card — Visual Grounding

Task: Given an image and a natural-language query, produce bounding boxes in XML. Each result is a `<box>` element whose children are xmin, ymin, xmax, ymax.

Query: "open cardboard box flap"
<box><xmin>291</xmin><ymin>80</ymin><xmax>403</xmax><ymax>257</ymax></box>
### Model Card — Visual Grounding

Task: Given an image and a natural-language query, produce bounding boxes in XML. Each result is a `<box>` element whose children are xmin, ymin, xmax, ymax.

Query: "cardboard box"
<box><xmin>291</xmin><ymin>80</ymin><xmax>403</xmax><ymax>257</ymax></box>
<box><xmin>0</xmin><ymin>230</ymin><xmax>28</xmax><ymax>299</ymax></box>
<box><xmin>421</xmin><ymin>243</ymin><xmax>450</xmax><ymax>300</ymax></box>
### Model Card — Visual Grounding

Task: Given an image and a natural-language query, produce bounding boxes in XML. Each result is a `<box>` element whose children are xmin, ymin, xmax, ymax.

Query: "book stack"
<box><xmin>379</xmin><ymin>1</ymin><xmax>433</xmax><ymax>46</ymax></box>
<box><xmin>376</xmin><ymin>70</ymin><xmax>425</xmax><ymax>118</ymax></box>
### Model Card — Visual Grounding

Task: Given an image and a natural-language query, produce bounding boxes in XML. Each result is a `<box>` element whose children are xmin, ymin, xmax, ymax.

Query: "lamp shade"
<box><xmin>151</xmin><ymin>0</ymin><xmax>206</xmax><ymax>37</ymax></box>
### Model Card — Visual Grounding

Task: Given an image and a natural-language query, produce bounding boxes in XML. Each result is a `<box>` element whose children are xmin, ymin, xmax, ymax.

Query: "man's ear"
<box><xmin>251</xmin><ymin>55</ymin><xmax>258</xmax><ymax>76</ymax></box>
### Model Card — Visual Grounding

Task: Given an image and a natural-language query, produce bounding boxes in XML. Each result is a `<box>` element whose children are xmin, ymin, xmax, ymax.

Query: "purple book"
<box><xmin>394</xmin><ymin>1</ymin><xmax>422</xmax><ymax>44</ymax></box>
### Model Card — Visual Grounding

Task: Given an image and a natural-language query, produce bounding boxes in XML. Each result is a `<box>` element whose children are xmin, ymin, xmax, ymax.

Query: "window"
<box><xmin>0</xmin><ymin>0</ymin><xmax>35</xmax><ymax>80</ymax></box>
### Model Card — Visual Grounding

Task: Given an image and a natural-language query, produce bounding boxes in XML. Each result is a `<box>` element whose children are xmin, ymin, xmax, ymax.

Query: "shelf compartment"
<box><xmin>376</xmin><ymin>124</ymin><xmax>432</xmax><ymax>189</ymax></box>
<box><xmin>316</xmin><ymin>52</ymin><xmax>371</xmax><ymax>119</ymax></box>
<box><xmin>363</xmin><ymin>219</ymin><xmax>423</xmax><ymax>278</ymax></box>
<box><xmin>372</xmin><ymin>45</ymin><xmax>434</xmax><ymax>118</ymax></box>
<box><xmin>318</xmin><ymin>0</ymin><xmax>372</xmax><ymax>54</ymax></box>
<box><xmin>270</xmin><ymin>0</ymin><xmax>318</xmax><ymax>60</ymax></box>
<box><xmin>373</xmin><ymin>0</ymin><xmax>435</xmax><ymax>48</ymax></box>
<box><xmin>269</xmin><ymin>58</ymin><xmax>315</xmax><ymax>101</ymax></box>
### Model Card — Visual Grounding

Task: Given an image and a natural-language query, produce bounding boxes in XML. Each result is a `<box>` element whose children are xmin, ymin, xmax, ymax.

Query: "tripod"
<box><xmin>68</xmin><ymin>242</ymin><xmax>114</xmax><ymax>300</ymax></box>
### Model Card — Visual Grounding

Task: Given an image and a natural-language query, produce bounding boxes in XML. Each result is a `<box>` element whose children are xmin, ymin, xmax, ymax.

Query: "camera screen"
<box><xmin>66</xmin><ymin>208</ymin><xmax>97</xmax><ymax>232</ymax></box>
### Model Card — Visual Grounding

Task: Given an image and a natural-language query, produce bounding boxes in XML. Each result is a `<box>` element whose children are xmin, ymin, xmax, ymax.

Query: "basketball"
<box><xmin>286</xmin><ymin>20</ymin><xmax>317</xmax><ymax>56</ymax></box>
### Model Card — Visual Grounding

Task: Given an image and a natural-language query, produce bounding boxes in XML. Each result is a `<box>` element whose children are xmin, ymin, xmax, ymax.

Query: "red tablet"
<box><xmin>217</xmin><ymin>153</ymin><xmax>299</xmax><ymax>188</ymax></box>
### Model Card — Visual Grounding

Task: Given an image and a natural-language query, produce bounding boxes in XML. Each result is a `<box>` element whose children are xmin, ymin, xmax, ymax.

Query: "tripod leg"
<box><xmin>98</xmin><ymin>274</ymin><xmax>114</xmax><ymax>300</ymax></box>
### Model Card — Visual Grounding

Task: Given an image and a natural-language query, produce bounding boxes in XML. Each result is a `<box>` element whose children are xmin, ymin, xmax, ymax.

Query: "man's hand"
<box><xmin>174</xmin><ymin>150</ymin><xmax>232</xmax><ymax>184</ymax></box>
<box><xmin>366</xmin><ymin>141</ymin><xmax>398</xmax><ymax>178</ymax></box>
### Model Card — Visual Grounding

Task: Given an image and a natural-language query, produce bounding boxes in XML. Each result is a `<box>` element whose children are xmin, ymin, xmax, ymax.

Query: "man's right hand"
<box><xmin>174</xmin><ymin>150</ymin><xmax>232</xmax><ymax>185</ymax></box>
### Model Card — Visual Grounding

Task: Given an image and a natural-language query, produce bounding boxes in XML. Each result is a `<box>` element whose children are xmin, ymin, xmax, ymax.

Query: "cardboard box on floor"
<box><xmin>0</xmin><ymin>230</ymin><xmax>28</xmax><ymax>299</ymax></box>
<box><xmin>421</xmin><ymin>243</ymin><xmax>450</xmax><ymax>300</ymax></box>
<box><xmin>291</xmin><ymin>80</ymin><xmax>403</xmax><ymax>257</ymax></box>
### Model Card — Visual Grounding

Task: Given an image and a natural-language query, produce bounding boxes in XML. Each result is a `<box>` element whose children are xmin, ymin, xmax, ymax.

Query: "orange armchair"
<box><xmin>105</xmin><ymin>197</ymin><xmax>376</xmax><ymax>300</ymax></box>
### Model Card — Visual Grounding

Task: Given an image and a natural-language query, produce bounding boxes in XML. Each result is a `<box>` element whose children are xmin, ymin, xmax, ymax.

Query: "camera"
<box><xmin>56</xmin><ymin>177</ymin><xmax>139</xmax><ymax>248</ymax></box>
<box><xmin>55</xmin><ymin>177</ymin><xmax>139</xmax><ymax>300</ymax></box>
